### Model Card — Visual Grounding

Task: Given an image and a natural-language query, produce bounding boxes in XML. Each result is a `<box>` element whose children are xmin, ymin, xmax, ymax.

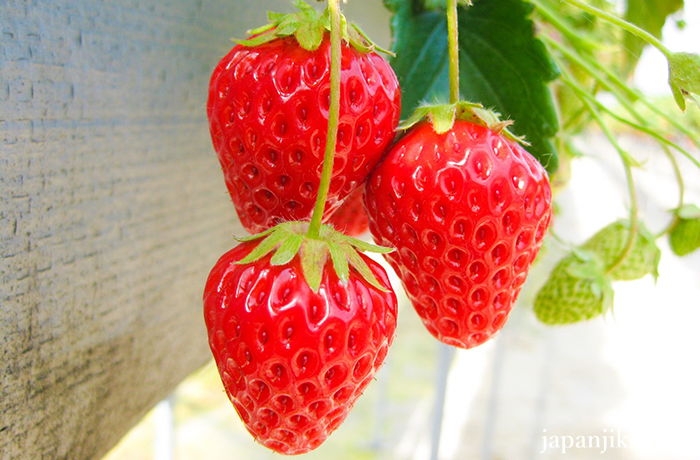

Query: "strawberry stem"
<box><xmin>306</xmin><ymin>0</ymin><xmax>342</xmax><ymax>240</ymax></box>
<box><xmin>447</xmin><ymin>0</ymin><xmax>460</xmax><ymax>104</ymax></box>
<box><xmin>606</xmin><ymin>160</ymin><xmax>639</xmax><ymax>276</ymax></box>
<box><xmin>561</xmin><ymin>69</ymin><xmax>640</xmax><ymax>275</ymax></box>
<box><xmin>562</xmin><ymin>0</ymin><xmax>672</xmax><ymax>59</ymax></box>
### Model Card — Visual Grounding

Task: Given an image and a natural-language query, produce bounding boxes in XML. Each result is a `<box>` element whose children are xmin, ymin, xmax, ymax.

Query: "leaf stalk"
<box><xmin>561</xmin><ymin>0</ymin><xmax>672</xmax><ymax>58</ymax></box>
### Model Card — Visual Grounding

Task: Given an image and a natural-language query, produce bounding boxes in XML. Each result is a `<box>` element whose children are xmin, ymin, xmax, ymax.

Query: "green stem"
<box><xmin>447</xmin><ymin>0</ymin><xmax>460</xmax><ymax>104</ymax></box>
<box><xmin>550</xmin><ymin>33</ymin><xmax>700</xmax><ymax>148</ymax></box>
<box><xmin>608</xmin><ymin>157</ymin><xmax>638</xmax><ymax>276</ymax></box>
<box><xmin>543</xmin><ymin>35</ymin><xmax>700</xmax><ymax>165</ymax></box>
<box><xmin>558</xmin><ymin>67</ymin><xmax>639</xmax><ymax>274</ymax></box>
<box><xmin>553</xmin><ymin>54</ymin><xmax>699</xmax><ymax>168</ymax></box>
<box><xmin>562</xmin><ymin>0</ymin><xmax>673</xmax><ymax>58</ymax></box>
<box><xmin>657</xmin><ymin>146</ymin><xmax>685</xmax><ymax>238</ymax></box>
<box><xmin>307</xmin><ymin>0</ymin><xmax>342</xmax><ymax>239</ymax></box>
<box><xmin>529</xmin><ymin>0</ymin><xmax>601</xmax><ymax>52</ymax></box>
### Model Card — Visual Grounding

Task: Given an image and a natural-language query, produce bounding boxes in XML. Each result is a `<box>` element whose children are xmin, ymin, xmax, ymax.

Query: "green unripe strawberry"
<box><xmin>581</xmin><ymin>219</ymin><xmax>660</xmax><ymax>281</ymax></box>
<box><xmin>534</xmin><ymin>250</ymin><xmax>613</xmax><ymax>325</ymax></box>
<box><xmin>669</xmin><ymin>205</ymin><xmax>700</xmax><ymax>257</ymax></box>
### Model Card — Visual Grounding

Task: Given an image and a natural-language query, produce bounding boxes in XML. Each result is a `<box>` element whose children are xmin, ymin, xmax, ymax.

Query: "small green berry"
<box><xmin>581</xmin><ymin>219</ymin><xmax>660</xmax><ymax>281</ymax></box>
<box><xmin>534</xmin><ymin>251</ymin><xmax>614</xmax><ymax>325</ymax></box>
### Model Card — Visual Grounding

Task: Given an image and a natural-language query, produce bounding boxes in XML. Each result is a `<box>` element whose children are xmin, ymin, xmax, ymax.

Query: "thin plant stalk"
<box><xmin>307</xmin><ymin>0</ymin><xmax>342</xmax><ymax>239</ymax></box>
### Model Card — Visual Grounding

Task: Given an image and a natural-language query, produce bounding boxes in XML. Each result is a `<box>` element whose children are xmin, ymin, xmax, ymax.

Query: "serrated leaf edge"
<box><xmin>398</xmin><ymin>101</ymin><xmax>525</xmax><ymax>143</ymax></box>
<box><xmin>232</xmin><ymin>222</ymin><xmax>393</xmax><ymax>293</ymax></box>
<box><xmin>232</xmin><ymin>0</ymin><xmax>391</xmax><ymax>54</ymax></box>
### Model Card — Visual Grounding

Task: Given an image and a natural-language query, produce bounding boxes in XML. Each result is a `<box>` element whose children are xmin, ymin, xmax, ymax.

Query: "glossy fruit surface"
<box><xmin>203</xmin><ymin>241</ymin><xmax>397</xmax><ymax>454</ymax></box>
<box><xmin>327</xmin><ymin>188</ymin><xmax>369</xmax><ymax>237</ymax></box>
<box><xmin>207</xmin><ymin>35</ymin><xmax>401</xmax><ymax>234</ymax></box>
<box><xmin>364</xmin><ymin>120</ymin><xmax>552</xmax><ymax>348</ymax></box>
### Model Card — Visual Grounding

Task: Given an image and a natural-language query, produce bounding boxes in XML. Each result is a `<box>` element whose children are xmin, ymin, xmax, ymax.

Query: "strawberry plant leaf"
<box><xmin>623</xmin><ymin>0</ymin><xmax>684</xmax><ymax>73</ymax></box>
<box><xmin>668</xmin><ymin>52</ymin><xmax>700</xmax><ymax>111</ymax></box>
<box><xmin>677</xmin><ymin>204</ymin><xmax>700</xmax><ymax>220</ymax></box>
<box><xmin>321</xmin><ymin>224</ymin><xmax>394</xmax><ymax>254</ymax></box>
<box><xmin>341</xmin><ymin>243</ymin><xmax>390</xmax><ymax>292</ymax></box>
<box><xmin>234</xmin><ymin>226</ymin><xmax>276</xmax><ymax>242</ymax></box>
<box><xmin>328</xmin><ymin>241</ymin><xmax>350</xmax><ymax>283</ymax></box>
<box><xmin>270</xmin><ymin>234</ymin><xmax>304</xmax><ymax>266</ymax></box>
<box><xmin>385</xmin><ymin>0</ymin><xmax>560</xmax><ymax>171</ymax></box>
<box><xmin>301</xmin><ymin>239</ymin><xmax>329</xmax><ymax>293</ymax></box>
<box><xmin>236</xmin><ymin>228</ymin><xmax>290</xmax><ymax>264</ymax></box>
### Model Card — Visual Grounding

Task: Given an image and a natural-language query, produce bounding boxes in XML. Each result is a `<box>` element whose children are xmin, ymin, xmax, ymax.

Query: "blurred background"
<box><xmin>101</xmin><ymin>3</ymin><xmax>700</xmax><ymax>459</ymax></box>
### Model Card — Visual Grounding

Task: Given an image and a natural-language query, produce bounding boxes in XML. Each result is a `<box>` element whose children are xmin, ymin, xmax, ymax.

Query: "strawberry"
<box><xmin>206</xmin><ymin>3</ymin><xmax>401</xmax><ymax>234</ymax></box>
<box><xmin>534</xmin><ymin>249</ymin><xmax>614</xmax><ymax>325</ymax></box>
<box><xmin>581</xmin><ymin>219</ymin><xmax>660</xmax><ymax>281</ymax></box>
<box><xmin>364</xmin><ymin>106</ymin><xmax>552</xmax><ymax>348</ymax></box>
<box><xmin>203</xmin><ymin>224</ymin><xmax>397</xmax><ymax>454</ymax></box>
<box><xmin>669</xmin><ymin>204</ymin><xmax>700</xmax><ymax>257</ymax></box>
<box><xmin>328</xmin><ymin>188</ymin><xmax>370</xmax><ymax>237</ymax></box>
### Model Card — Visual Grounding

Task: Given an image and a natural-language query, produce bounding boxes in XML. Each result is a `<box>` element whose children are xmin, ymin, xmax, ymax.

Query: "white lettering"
<box><xmin>561</xmin><ymin>436</ymin><xmax>574</xmax><ymax>453</ymax></box>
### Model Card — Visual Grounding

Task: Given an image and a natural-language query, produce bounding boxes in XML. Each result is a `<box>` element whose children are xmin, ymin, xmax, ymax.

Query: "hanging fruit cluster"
<box><xmin>202</xmin><ymin>0</ymin><xmax>699</xmax><ymax>455</ymax></box>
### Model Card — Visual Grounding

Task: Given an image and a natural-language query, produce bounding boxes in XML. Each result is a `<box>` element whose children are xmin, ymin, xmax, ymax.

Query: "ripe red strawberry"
<box><xmin>328</xmin><ymin>188</ymin><xmax>370</xmax><ymax>237</ymax></box>
<box><xmin>207</xmin><ymin>34</ymin><xmax>401</xmax><ymax>234</ymax></box>
<box><xmin>203</xmin><ymin>238</ymin><xmax>397</xmax><ymax>454</ymax></box>
<box><xmin>364</xmin><ymin>118</ymin><xmax>552</xmax><ymax>348</ymax></box>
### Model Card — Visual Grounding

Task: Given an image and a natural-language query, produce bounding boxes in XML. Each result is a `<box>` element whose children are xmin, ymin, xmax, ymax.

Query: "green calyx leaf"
<box><xmin>668</xmin><ymin>52</ymin><xmax>700</xmax><ymax>111</ymax></box>
<box><xmin>234</xmin><ymin>222</ymin><xmax>393</xmax><ymax>293</ymax></box>
<box><xmin>399</xmin><ymin>101</ymin><xmax>524</xmax><ymax>142</ymax></box>
<box><xmin>669</xmin><ymin>205</ymin><xmax>700</xmax><ymax>257</ymax></box>
<box><xmin>581</xmin><ymin>219</ymin><xmax>661</xmax><ymax>281</ymax></box>
<box><xmin>387</xmin><ymin>0</ymin><xmax>560</xmax><ymax>171</ymax></box>
<box><xmin>676</xmin><ymin>204</ymin><xmax>700</xmax><ymax>220</ymax></box>
<box><xmin>234</xmin><ymin>0</ymin><xmax>392</xmax><ymax>54</ymax></box>
<box><xmin>301</xmin><ymin>238</ymin><xmax>329</xmax><ymax>292</ymax></box>
<box><xmin>534</xmin><ymin>250</ymin><xmax>614</xmax><ymax>325</ymax></box>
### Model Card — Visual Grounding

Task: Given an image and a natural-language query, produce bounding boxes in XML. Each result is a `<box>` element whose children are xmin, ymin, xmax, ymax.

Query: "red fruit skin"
<box><xmin>327</xmin><ymin>188</ymin><xmax>369</xmax><ymax>237</ymax></box>
<box><xmin>203</xmin><ymin>241</ymin><xmax>398</xmax><ymax>454</ymax></box>
<box><xmin>364</xmin><ymin>121</ymin><xmax>552</xmax><ymax>349</ymax></box>
<box><xmin>207</xmin><ymin>36</ymin><xmax>401</xmax><ymax>234</ymax></box>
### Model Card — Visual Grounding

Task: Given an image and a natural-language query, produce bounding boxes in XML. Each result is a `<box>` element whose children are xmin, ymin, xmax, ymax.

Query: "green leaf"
<box><xmin>341</xmin><ymin>244</ymin><xmax>390</xmax><ymax>292</ymax></box>
<box><xmin>320</xmin><ymin>224</ymin><xmax>395</xmax><ymax>254</ymax></box>
<box><xmin>291</xmin><ymin>0</ymin><xmax>314</xmax><ymax>11</ymax></box>
<box><xmin>328</xmin><ymin>241</ymin><xmax>350</xmax><ymax>283</ymax></box>
<box><xmin>234</xmin><ymin>226</ymin><xmax>276</xmax><ymax>242</ymax></box>
<box><xmin>668</xmin><ymin>52</ymin><xmax>700</xmax><ymax>111</ymax></box>
<box><xmin>623</xmin><ymin>0</ymin><xmax>683</xmax><ymax>72</ymax></box>
<box><xmin>387</xmin><ymin>0</ymin><xmax>560</xmax><ymax>171</ymax></box>
<box><xmin>343</xmin><ymin>237</ymin><xmax>395</xmax><ymax>255</ymax></box>
<box><xmin>276</xmin><ymin>18</ymin><xmax>302</xmax><ymax>36</ymax></box>
<box><xmin>295</xmin><ymin>20</ymin><xmax>326</xmax><ymax>50</ymax></box>
<box><xmin>236</xmin><ymin>228</ymin><xmax>290</xmax><ymax>264</ymax></box>
<box><xmin>301</xmin><ymin>239</ymin><xmax>330</xmax><ymax>293</ymax></box>
<box><xmin>565</xmin><ymin>249</ymin><xmax>604</xmax><ymax>279</ymax></box>
<box><xmin>677</xmin><ymin>204</ymin><xmax>700</xmax><ymax>220</ymax></box>
<box><xmin>270</xmin><ymin>234</ymin><xmax>304</xmax><ymax>265</ymax></box>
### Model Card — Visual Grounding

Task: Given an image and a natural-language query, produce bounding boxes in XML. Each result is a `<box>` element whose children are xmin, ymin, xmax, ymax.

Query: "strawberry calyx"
<box><xmin>399</xmin><ymin>101</ymin><xmax>526</xmax><ymax>144</ymax></box>
<box><xmin>234</xmin><ymin>222</ymin><xmax>394</xmax><ymax>293</ymax></box>
<box><xmin>567</xmin><ymin>249</ymin><xmax>614</xmax><ymax>306</ymax></box>
<box><xmin>233</xmin><ymin>0</ymin><xmax>392</xmax><ymax>54</ymax></box>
